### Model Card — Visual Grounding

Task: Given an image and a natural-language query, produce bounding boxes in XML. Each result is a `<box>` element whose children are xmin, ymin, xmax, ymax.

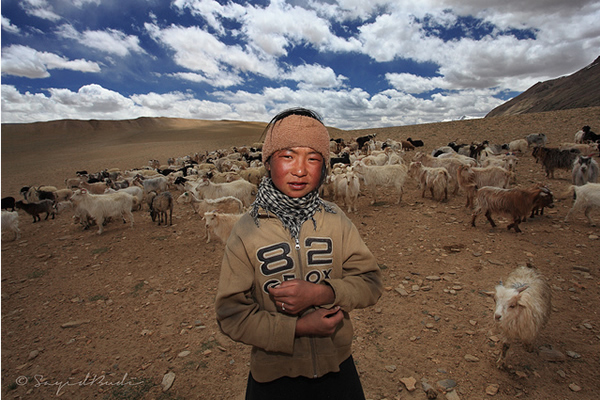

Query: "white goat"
<box><xmin>481</xmin><ymin>153</ymin><xmax>519</xmax><ymax>174</ymax></box>
<box><xmin>489</xmin><ymin>266</ymin><xmax>551</xmax><ymax>368</ymax></box>
<box><xmin>133</xmin><ymin>175</ymin><xmax>169</xmax><ymax>195</ymax></box>
<box><xmin>53</xmin><ymin>188</ymin><xmax>74</xmax><ymax>203</ymax></box>
<box><xmin>70</xmin><ymin>189</ymin><xmax>135</xmax><ymax>234</ymax></box>
<box><xmin>195</xmin><ymin>178</ymin><xmax>257</xmax><ymax>207</ymax></box>
<box><xmin>105</xmin><ymin>186</ymin><xmax>144</xmax><ymax>210</ymax></box>
<box><xmin>563</xmin><ymin>183</ymin><xmax>600</xmax><ymax>226</ymax></box>
<box><xmin>571</xmin><ymin>156</ymin><xmax>599</xmax><ymax>186</ymax></box>
<box><xmin>333</xmin><ymin>171</ymin><xmax>360</xmax><ymax>213</ymax></box>
<box><xmin>408</xmin><ymin>161</ymin><xmax>450</xmax><ymax>201</ymax></box>
<box><xmin>177</xmin><ymin>192</ymin><xmax>244</xmax><ymax>215</ymax></box>
<box><xmin>559</xmin><ymin>142</ymin><xmax>599</xmax><ymax>156</ymax></box>
<box><xmin>413</xmin><ymin>152</ymin><xmax>464</xmax><ymax>194</ymax></box>
<box><xmin>457</xmin><ymin>165</ymin><xmax>514</xmax><ymax>208</ymax></box>
<box><xmin>1</xmin><ymin>211</ymin><xmax>20</xmax><ymax>241</ymax></box>
<box><xmin>508</xmin><ymin>139</ymin><xmax>528</xmax><ymax>153</ymax></box>
<box><xmin>79</xmin><ymin>180</ymin><xmax>110</xmax><ymax>194</ymax></box>
<box><xmin>204</xmin><ymin>211</ymin><xmax>243</xmax><ymax>244</ymax></box>
<box><xmin>353</xmin><ymin>162</ymin><xmax>408</xmax><ymax>204</ymax></box>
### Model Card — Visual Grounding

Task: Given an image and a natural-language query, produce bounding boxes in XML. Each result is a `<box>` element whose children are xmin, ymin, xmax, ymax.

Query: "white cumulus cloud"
<box><xmin>1</xmin><ymin>45</ymin><xmax>101</xmax><ymax>78</ymax></box>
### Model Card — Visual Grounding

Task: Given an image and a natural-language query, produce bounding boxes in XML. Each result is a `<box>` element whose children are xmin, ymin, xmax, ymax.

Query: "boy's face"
<box><xmin>267</xmin><ymin>147</ymin><xmax>324</xmax><ymax>198</ymax></box>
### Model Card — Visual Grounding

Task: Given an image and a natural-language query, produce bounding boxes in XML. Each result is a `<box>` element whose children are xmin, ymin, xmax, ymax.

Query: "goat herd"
<box><xmin>1</xmin><ymin>127</ymin><xmax>599</xmax><ymax>242</ymax></box>
<box><xmin>1</xmin><ymin>124</ymin><xmax>599</xmax><ymax>370</ymax></box>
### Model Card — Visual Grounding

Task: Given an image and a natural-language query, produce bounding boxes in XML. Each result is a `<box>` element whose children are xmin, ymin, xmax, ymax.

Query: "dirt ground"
<box><xmin>2</xmin><ymin>107</ymin><xmax>599</xmax><ymax>400</ymax></box>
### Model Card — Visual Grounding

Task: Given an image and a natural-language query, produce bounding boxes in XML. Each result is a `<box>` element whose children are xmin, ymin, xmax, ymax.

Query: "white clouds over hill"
<box><xmin>1</xmin><ymin>0</ymin><xmax>599</xmax><ymax>128</ymax></box>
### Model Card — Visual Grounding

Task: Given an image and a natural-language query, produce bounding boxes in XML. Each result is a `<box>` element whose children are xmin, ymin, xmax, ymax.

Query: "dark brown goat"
<box><xmin>532</xmin><ymin>147</ymin><xmax>579</xmax><ymax>178</ymax></box>
<box><xmin>15</xmin><ymin>200</ymin><xmax>55</xmax><ymax>223</ymax></box>
<box><xmin>471</xmin><ymin>185</ymin><xmax>554</xmax><ymax>233</ymax></box>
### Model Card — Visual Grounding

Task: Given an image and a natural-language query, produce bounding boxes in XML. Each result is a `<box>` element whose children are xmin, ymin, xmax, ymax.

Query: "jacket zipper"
<box><xmin>294</xmin><ymin>232</ymin><xmax>319</xmax><ymax>378</ymax></box>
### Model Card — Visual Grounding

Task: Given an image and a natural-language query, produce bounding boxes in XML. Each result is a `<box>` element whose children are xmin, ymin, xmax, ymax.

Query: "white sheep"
<box><xmin>563</xmin><ymin>183</ymin><xmax>600</xmax><ymax>226</ymax></box>
<box><xmin>1</xmin><ymin>211</ymin><xmax>20</xmax><ymax>241</ymax></box>
<box><xmin>195</xmin><ymin>178</ymin><xmax>257</xmax><ymax>207</ymax></box>
<box><xmin>204</xmin><ymin>211</ymin><xmax>243</xmax><ymax>244</ymax></box>
<box><xmin>70</xmin><ymin>189</ymin><xmax>135</xmax><ymax>234</ymax></box>
<box><xmin>407</xmin><ymin>161</ymin><xmax>450</xmax><ymax>201</ymax></box>
<box><xmin>176</xmin><ymin>192</ymin><xmax>244</xmax><ymax>215</ymax></box>
<box><xmin>353</xmin><ymin>162</ymin><xmax>408</xmax><ymax>204</ymax></box>
<box><xmin>489</xmin><ymin>266</ymin><xmax>551</xmax><ymax>368</ymax></box>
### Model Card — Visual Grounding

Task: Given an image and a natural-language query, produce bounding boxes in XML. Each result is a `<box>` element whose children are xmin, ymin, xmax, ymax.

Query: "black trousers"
<box><xmin>245</xmin><ymin>356</ymin><xmax>366</xmax><ymax>400</ymax></box>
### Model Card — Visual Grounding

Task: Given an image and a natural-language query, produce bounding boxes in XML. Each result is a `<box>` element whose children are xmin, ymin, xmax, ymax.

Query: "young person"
<box><xmin>215</xmin><ymin>108</ymin><xmax>382</xmax><ymax>400</ymax></box>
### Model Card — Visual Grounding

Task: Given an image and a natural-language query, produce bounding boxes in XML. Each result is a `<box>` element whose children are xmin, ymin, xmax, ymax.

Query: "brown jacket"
<box><xmin>215</xmin><ymin>202</ymin><xmax>382</xmax><ymax>382</ymax></box>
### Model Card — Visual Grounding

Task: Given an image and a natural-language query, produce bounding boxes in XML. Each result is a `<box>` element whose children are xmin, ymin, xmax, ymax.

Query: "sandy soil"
<box><xmin>1</xmin><ymin>107</ymin><xmax>600</xmax><ymax>400</ymax></box>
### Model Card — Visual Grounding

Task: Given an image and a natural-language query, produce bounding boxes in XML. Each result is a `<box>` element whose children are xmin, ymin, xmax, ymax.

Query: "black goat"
<box><xmin>330</xmin><ymin>152</ymin><xmax>351</xmax><ymax>167</ymax></box>
<box><xmin>406</xmin><ymin>137</ymin><xmax>424</xmax><ymax>147</ymax></box>
<box><xmin>356</xmin><ymin>134</ymin><xmax>376</xmax><ymax>149</ymax></box>
<box><xmin>582</xmin><ymin>126</ymin><xmax>600</xmax><ymax>143</ymax></box>
<box><xmin>1</xmin><ymin>196</ymin><xmax>16</xmax><ymax>211</ymax></box>
<box><xmin>15</xmin><ymin>200</ymin><xmax>55</xmax><ymax>223</ymax></box>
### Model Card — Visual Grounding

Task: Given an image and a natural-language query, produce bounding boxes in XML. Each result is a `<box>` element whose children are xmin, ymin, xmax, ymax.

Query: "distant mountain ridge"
<box><xmin>486</xmin><ymin>56</ymin><xmax>600</xmax><ymax>118</ymax></box>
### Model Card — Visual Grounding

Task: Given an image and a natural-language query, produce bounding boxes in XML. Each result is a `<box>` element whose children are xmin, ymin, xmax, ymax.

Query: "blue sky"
<box><xmin>2</xmin><ymin>0</ymin><xmax>599</xmax><ymax>129</ymax></box>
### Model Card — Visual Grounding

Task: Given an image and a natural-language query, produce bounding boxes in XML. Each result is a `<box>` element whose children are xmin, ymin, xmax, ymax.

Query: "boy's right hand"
<box><xmin>295</xmin><ymin>306</ymin><xmax>343</xmax><ymax>337</ymax></box>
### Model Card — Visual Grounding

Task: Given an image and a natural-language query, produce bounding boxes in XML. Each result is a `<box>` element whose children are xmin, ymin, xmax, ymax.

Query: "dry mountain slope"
<box><xmin>486</xmin><ymin>55</ymin><xmax>600</xmax><ymax>117</ymax></box>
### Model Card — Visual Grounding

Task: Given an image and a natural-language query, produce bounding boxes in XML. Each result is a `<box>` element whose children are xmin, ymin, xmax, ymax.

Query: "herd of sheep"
<box><xmin>2</xmin><ymin>126</ymin><xmax>600</xmax><ymax>368</ymax></box>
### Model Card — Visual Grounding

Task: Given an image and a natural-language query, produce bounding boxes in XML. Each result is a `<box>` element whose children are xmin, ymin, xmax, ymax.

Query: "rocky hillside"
<box><xmin>486</xmin><ymin>55</ymin><xmax>600</xmax><ymax>117</ymax></box>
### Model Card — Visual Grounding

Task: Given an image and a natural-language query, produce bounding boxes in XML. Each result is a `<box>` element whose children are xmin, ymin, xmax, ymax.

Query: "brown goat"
<box><xmin>471</xmin><ymin>185</ymin><xmax>554</xmax><ymax>232</ymax></box>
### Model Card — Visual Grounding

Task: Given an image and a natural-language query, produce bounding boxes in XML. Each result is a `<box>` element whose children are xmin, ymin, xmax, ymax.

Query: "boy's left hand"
<box><xmin>268</xmin><ymin>279</ymin><xmax>334</xmax><ymax>315</ymax></box>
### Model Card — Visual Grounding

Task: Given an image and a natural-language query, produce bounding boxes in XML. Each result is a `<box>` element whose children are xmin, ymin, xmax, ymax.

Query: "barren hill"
<box><xmin>486</xmin><ymin>56</ymin><xmax>600</xmax><ymax>117</ymax></box>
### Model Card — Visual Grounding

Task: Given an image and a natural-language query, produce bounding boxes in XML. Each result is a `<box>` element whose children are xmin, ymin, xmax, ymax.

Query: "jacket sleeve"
<box><xmin>215</xmin><ymin>222</ymin><xmax>297</xmax><ymax>354</ymax></box>
<box><xmin>324</xmin><ymin>214</ymin><xmax>383</xmax><ymax>311</ymax></box>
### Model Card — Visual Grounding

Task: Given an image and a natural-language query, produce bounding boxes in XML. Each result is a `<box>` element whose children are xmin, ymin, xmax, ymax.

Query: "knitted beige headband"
<box><xmin>262</xmin><ymin>114</ymin><xmax>330</xmax><ymax>163</ymax></box>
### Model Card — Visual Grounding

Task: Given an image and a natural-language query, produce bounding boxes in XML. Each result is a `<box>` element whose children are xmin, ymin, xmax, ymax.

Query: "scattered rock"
<box><xmin>61</xmin><ymin>320</ymin><xmax>90</xmax><ymax>328</ymax></box>
<box><xmin>464</xmin><ymin>354</ymin><xmax>479</xmax><ymax>362</ymax></box>
<box><xmin>161</xmin><ymin>371</ymin><xmax>175</xmax><ymax>392</ymax></box>
<box><xmin>444</xmin><ymin>389</ymin><xmax>461</xmax><ymax>400</ymax></box>
<box><xmin>436</xmin><ymin>379</ymin><xmax>456</xmax><ymax>391</ymax></box>
<box><xmin>384</xmin><ymin>365</ymin><xmax>396</xmax><ymax>373</ymax></box>
<box><xmin>539</xmin><ymin>347</ymin><xmax>566</xmax><ymax>362</ymax></box>
<box><xmin>395</xmin><ymin>286</ymin><xmax>409</xmax><ymax>296</ymax></box>
<box><xmin>178</xmin><ymin>350</ymin><xmax>191</xmax><ymax>357</ymax></box>
<box><xmin>588</xmin><ymin>234</ymin><xmax>598</xmax><ymax>240</ymax></box>
<box><xmin>399</xmin><ymin>376</ymin><xmax>417</xmax><ymax>391</ymax></box>
<box><xmin>566</xmin><ymin>351</ymin><xmax>581</xmax><ymax>359</ymax></box>
<box><xmin>569</xmin><ymin>383</ymin><xmax>582</xmax><ymax>392</ymax></box>
<box><xmin>485</xmin><ymin>384</ymin><xmax>499</xmax><ymax>395</ymax></box>
<box><xmin>421</xmin><ymin>380</ymin><xmax>436</xmax><ymax>397</ymax></box>
<box><xmin>28</xmin><ymin>350</ymin><xmax>39</xmax><ymax>360</ymax></box>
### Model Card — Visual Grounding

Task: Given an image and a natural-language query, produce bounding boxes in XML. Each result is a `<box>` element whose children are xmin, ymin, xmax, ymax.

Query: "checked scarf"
<box><xmin>250</xmin><ymin>177</ymin><xmax>336</xmax><ymax>240</ymax></box>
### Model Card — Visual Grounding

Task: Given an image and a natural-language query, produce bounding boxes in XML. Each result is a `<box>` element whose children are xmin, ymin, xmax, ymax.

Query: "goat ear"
<box><xmin>516</xmin><ymin>284</ymin><xmax>529</xmax><ymax>293</ymax></box>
